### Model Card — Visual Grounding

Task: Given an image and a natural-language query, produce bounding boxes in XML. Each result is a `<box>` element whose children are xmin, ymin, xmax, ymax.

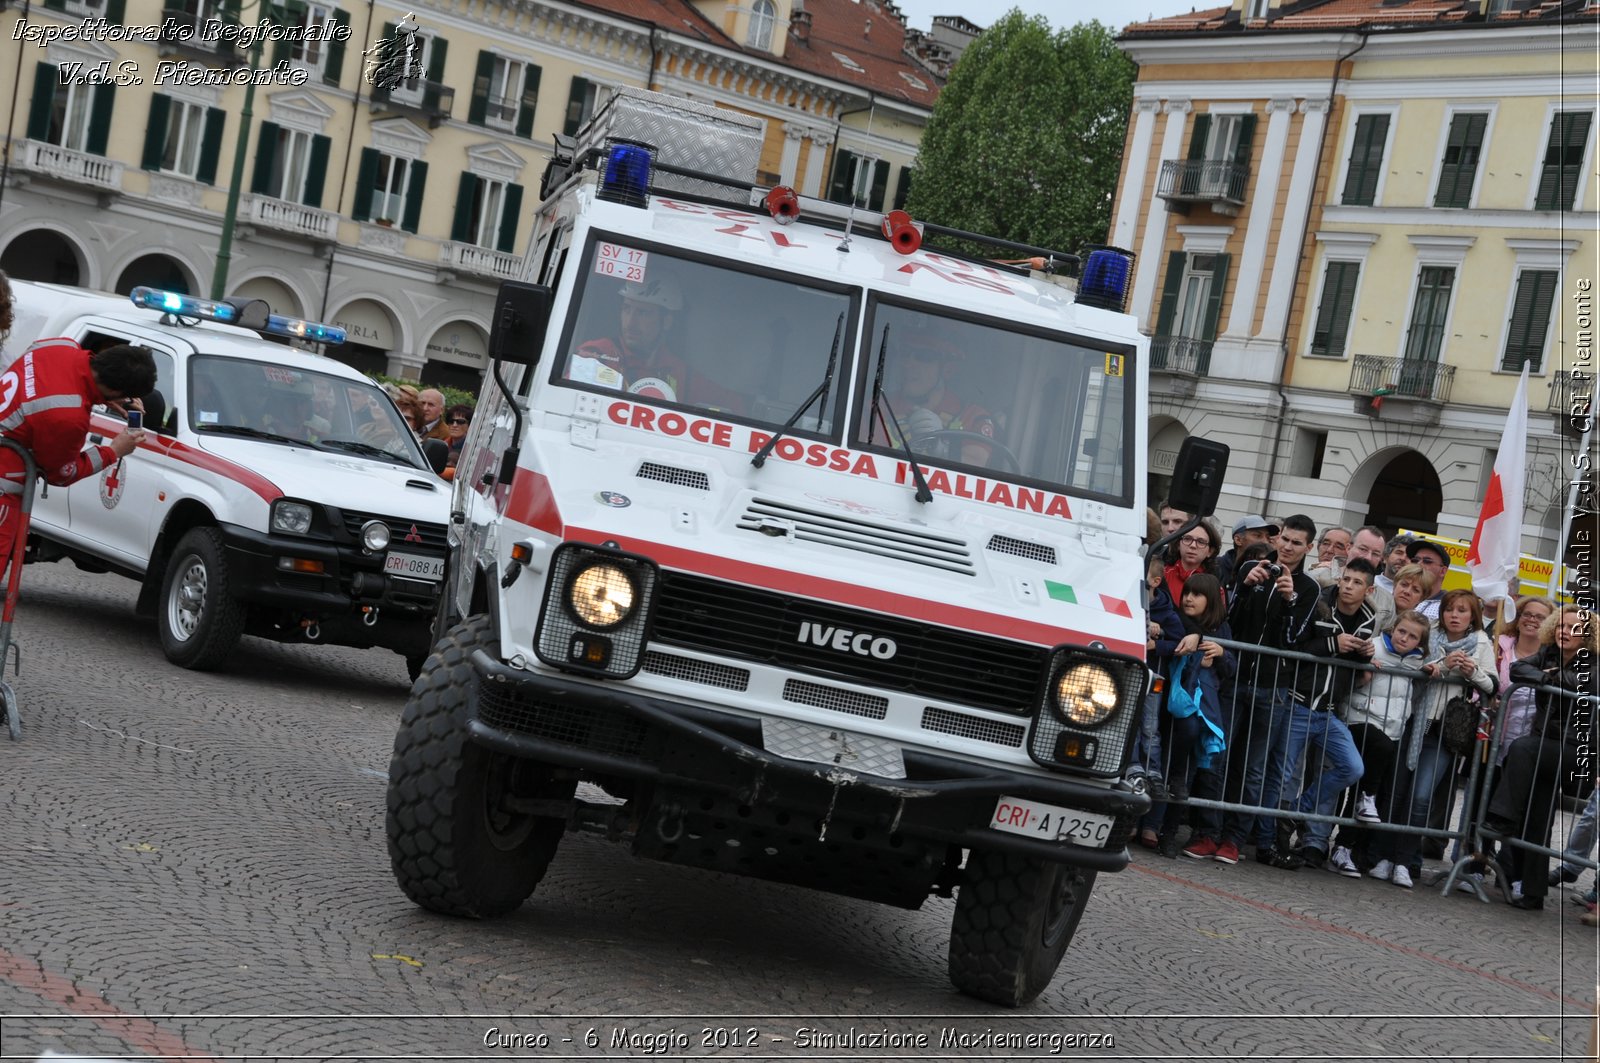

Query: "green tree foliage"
<box><xmin>906</xmin><ymin>12</ymin><xmax>1135</xmax><ymax>260</ymax></box>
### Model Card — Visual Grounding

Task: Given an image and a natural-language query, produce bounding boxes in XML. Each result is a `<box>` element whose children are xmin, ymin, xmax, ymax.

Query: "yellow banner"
<box><xmin>1398</xmin><ymin>528</ymin><xmax>1567</xmax><ymax>601</ymax></box>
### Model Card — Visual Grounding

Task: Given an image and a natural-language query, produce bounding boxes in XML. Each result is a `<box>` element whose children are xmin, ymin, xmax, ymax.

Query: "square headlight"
<box><xmin>1028</xmin><ymin>648</ymin><xmax>1146</xmax><ymax>777</ymax></box>
<box><xmin>270</xmin><ymin>499</ymin><xmax>314</xmax><ymax>536</ymax></box>
<box><xmin>534</xmin><ymin>543</ymin><xmax>658</xmax><ymax>679</ymax></box>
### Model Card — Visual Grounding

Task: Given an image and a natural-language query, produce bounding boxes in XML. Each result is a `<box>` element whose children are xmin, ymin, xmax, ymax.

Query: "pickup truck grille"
<box><xmin>650</xmin><ymin>571</ymin><xmax>1048</xmax><ymax>715</ymax></box>
<box><xmin>338</xmin><ymin>511</ymin><xmax>448</xmax><ymax>551</ymax></box>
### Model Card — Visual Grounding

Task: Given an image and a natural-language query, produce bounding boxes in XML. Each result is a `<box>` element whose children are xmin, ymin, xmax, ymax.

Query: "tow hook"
<box><xmin>362</xmin><ymin>606</ymin><xmax>379</xmax><ymax>627</ymax></box>
<box><xmin>301</xmin><ymin>619</ymin><xmax>321</xmax><ymax>641</ymax></box>
<box><xmin>655</xmin><ymin>803</ymin><xmax>685</xmax><ymax>844</ymax></box>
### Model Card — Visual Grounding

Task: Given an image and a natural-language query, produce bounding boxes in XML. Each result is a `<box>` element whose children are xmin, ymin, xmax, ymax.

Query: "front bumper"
<box><xmin>216</xmin><ymin>524</ymin><xmax>440</xmax><ymax>644</ymax></box>
<box><xmin>468</xmin><ymin>651</ymin><xmax>1148</xmax><ymax>873</ymax></box>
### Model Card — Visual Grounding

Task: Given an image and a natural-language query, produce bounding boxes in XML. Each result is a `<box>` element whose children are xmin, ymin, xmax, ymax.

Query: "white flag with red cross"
<box><xmin>1466</xmin><ymin>363</ymin><xmax>1530</xmax><ymax>622</ymax></box>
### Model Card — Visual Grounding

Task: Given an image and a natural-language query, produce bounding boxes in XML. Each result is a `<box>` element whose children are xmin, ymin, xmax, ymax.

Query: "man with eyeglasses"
<box><xmin>1308</xmin><ymin>526</ymin><xmax>1353</xmax><ymax>588</ymax></box>
<box><xmin>880</xmin><ymin>330</ymin><xmax>994</xmax><ymax>468</ymax></box>
<box><xmin>1404</xmin><ymin>539</ymin><xmax>1453</xmax><ymax>620</ymax></box>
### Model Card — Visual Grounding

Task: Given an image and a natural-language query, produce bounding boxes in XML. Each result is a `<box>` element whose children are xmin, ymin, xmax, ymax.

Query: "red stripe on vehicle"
<box><xmin>564</xmin><ymin>525</ymin><xmax>1143</xmax><ymax>656</ymax></box>
<box><xmin>93</xmin><ymin>412</ymin><xmax>282</xmax><ymax>503</ymax></box>
<box><xmin>504</xmin><ymin>468</ymin><xmax>564</xmax><ymax>537</ymax></box>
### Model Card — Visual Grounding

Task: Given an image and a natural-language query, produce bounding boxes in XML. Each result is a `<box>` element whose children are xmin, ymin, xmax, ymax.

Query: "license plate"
<box><xmin>991</xmin><ymin>795</ymin><xmax>1114</xmax><ymax>847</ymax></box>
<box><xmin>384</xmin><ymin>551</ymin><xmax>444</xmax><ymax>581</ymax></box>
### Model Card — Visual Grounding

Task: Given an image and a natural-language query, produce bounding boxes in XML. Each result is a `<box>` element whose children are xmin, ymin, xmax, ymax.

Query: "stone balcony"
<box><xmin>13</xmin><ymin>140</ymin><xmax>124</xmax><ymax>196</ymax></box>
<box><xmin>1348</xmin><ymin>354</ymin><xmax>1457</xmax><ymax>426</ymax></box>
<box><xmin>244</xmin><ymin>195</ymin><xmax>340</xmax><ymax>242</ymax></box>
<box><xmin>438</xmin><ymin>241</ymin><xmax>522</xmax><ymax>282</ymax></box>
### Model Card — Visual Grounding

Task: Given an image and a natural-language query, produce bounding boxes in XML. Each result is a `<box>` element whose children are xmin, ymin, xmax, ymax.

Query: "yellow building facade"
<box><xmin>0</xmin><ymin>0</ymin><xmax>937</xmax><ymax>389</ymax></box>
<box><xmin>1115</xmin><ymin>0</ymin><xmax>1596</xmax><ymax>560</ymax></box>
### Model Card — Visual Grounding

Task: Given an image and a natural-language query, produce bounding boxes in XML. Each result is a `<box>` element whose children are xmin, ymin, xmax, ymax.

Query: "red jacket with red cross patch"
<box><xmin>0</xmin><ymin>340</ymin><xmax>118</xmax><ymax>497</ymax></box>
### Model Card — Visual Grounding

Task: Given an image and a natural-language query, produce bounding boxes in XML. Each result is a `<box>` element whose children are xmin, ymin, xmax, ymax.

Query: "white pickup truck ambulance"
<box><xmin>4</xmin><ymin>282</ymin><xmax>450</xmax><ymax>677</ymax></box>
<box><xmin>384</xmin><ymin>89</ymin><xmax>1227</xmax><ymax>1006</ymax></box>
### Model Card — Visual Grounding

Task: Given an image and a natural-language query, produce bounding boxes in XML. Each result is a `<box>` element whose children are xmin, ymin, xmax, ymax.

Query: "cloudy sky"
<box><xmin>889</xmin><ymin>0</ymin><xmax>1222</xmax><ymax>34</ymax></box>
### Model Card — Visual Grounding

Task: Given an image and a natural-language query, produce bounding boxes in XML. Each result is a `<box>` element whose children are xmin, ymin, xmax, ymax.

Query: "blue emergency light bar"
<box><xmin>129</xmin><ymin>286</ymin><xmax>347</xmax><ymax>345</ymax></box>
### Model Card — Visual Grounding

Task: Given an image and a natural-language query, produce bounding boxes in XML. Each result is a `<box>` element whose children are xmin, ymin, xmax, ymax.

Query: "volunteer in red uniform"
<box><xmin>0</xmin><ymin>293</ymin><xmax>156</xmax><ymax>553</ymax></box>
<box><xmin>880</xmin><ymin>329</ymin><xmax>995</xmax><ymax>467</ymax></box>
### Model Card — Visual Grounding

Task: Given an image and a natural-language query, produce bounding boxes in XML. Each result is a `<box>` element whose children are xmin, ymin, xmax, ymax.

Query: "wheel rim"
<box><xmin>167</xmin><ymin>553</ymin><xmax>208</xmax><ymax>644</ymax></box>
<box><xmin>479</xmin><ymin>754</ymin><xmax>537</xmax><ymax>851</ymax></box>
<box><xmin>1040</xmin><ymin>866</ymin><xmax>1079</xmax><ymax>949</ymax></box>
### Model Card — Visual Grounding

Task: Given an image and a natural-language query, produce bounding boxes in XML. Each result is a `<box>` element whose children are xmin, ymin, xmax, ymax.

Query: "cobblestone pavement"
<box><xmin>0</xmin><ymin>563</ymin><xmax>1595</xmax><ymax>1062</ymax></box>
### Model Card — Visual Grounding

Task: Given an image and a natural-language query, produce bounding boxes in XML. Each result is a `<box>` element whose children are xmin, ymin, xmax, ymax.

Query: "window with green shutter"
<box><xmin>1433</xmin><ymin>112</ymin><xmax>1487</xmax><ymax>209</ymax></box>
<box><xmin>563</xmin><ymin>77</ymin><xmax>596</xmax><ymax>138</ymax></box>
<box><xmin>1500</xmin><ymin>269</ymin><xmax>1557</xmax><ymax>372</ymax></box>
<box><xmin>1341</xmin><ymin>113</ymin><xmax>1389</xmax><ymax>206</ymax></box>
<box><xmin>1310</xmin><ymin>260</ymin><xmax>1360</xmax><ymax>357</ymax></box>
<box><xmin>1534</xmin><ymin>111</ymin><xmax>1592</xmax><ymax>211</ymax></box>
<box><xmin>1404</xmin><ymin>266</ymin><xmax>1455</xmax><ymax>363</ymax></box>
<box><xmin>826</xmin><ymin>149</ymin><xmax>885</xmax><ymax>209</ymax></box>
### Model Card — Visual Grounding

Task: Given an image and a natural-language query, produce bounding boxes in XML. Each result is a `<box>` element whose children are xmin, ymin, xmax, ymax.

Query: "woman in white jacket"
<box><xmin>1381</xmin><ymin>590</ymin><xmax>1498</xmax><ymax>886</ymax></box>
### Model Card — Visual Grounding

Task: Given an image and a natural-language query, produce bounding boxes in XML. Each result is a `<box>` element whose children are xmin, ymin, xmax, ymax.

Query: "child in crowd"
<box><xmin>1171</xmin><ymin>573</ymin><xmax>1236</xmax><ymax>862</ymax></box>
<box><xmin>1342</xmin><ymin>610</ymin><xmax>1432</xmax><ymax>886</ymax></box>
<box><xmin>1134</xmin><ymin>553</ymin><xmax>1186</xmax><ymax>836</ymax></box>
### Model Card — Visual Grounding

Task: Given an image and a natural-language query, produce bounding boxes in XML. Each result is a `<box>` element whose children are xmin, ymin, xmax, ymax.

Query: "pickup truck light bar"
<box><xmin>129</xmin><ymin>287</ymin><xmax>347</xmax><ymax>346</ymax></box>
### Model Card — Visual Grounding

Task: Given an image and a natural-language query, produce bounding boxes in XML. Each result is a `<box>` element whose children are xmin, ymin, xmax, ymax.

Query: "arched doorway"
<box><xmin>328</xmin><ymin>298</ymin><xmax>400</xmax><ymax>378</ymax></box>
<box><xmin>1147</xmin><ymin>415</ymin><xmax>1188</xmax><ymax>509</ymax></box>
<box><xmin>1358</xmin><ymin>449</ymin><xmax>1443</xmax><ymax>535</ymax></box>
<box><xmin>229</xmin><ymin>276</ymin><xmax>302</xmax><ymax>317</ymax></box>
<box><xmin>421</xmin><ymin>322</ymin><xmax>488</xmax><ymax>399</ymax></box>
<box><xmin>0</xmin><ymin>229</ymin><xmax>83</xmax><ymax>286</ymax></box>
<box><xmin>115</xmin><ymin>254</ymin><xmax>194</xmax><ymax>295</ymax></box>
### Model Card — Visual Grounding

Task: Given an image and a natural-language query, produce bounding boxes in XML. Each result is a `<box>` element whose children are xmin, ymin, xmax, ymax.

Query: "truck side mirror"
<box><xmin>487</xmin><ymin>281</ymin><xmax>553</xmax><ymax>367</ymax></box>
<box><xmin>1166</xmin><ymin>437</ymin><xmax>1229</xmax><ymax>517</ymax></box>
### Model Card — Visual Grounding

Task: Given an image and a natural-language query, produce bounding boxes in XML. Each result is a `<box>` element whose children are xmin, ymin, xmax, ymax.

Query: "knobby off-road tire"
<box><xmin>158</xmin><ymin>527</ymin><xmax>247</xmax><ymax>670</ymax></box>
<box><xmin>386</xmin><ymin>615</ymin><xmax>572</xmax><ymax>917</ymax></box>
<box><xmin>948</xmin><ymin>850</ymin><xmax>1097</xmax><ymax>1007</ymax></box>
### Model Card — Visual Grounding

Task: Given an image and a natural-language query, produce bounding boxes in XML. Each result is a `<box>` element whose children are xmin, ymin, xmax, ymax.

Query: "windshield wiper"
<box><xmin>319</xmin><ymin>438</ymin><xmax>417</xmax><ymax>466</ymax></box>
<box><xmin>869</xmin><ymin>324</ymin><xmax>932</xmax><ymax>504</ymax></box>
<box><xmin>195</xmin><ymin>423</ymin><xmax>321</xmax><ymax>448</ymax></box>
<box><xmin>751</xmin><ymin>311</ymin><xmax>844</xmax><ymax>469</ymax></box>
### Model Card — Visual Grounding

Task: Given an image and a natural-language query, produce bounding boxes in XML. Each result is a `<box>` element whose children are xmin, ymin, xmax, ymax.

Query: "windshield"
<box><xmin>853</xmin><ymin>301</ymin><xmax>1131</xmax><ymax>503</ymax></box>
<box><xmin>187</xmin><ymin>356</ymin><xmax>426</xmax><ymax>468</ymax></box>
<box><xmin>553</xmin><ymin>234</ymin><xmax>856</xmax><ymax>433</ymax></box>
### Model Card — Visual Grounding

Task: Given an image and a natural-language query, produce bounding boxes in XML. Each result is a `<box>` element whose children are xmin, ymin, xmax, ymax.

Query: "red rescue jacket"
<box><xmin>0</xmin><ymin>339</ymin><xmax>117</xmax><ymax>497</ymax></box>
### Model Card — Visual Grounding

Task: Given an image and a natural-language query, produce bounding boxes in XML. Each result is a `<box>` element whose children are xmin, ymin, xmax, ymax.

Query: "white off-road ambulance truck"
<box><xmin>385</xmin><ymin>89</ymin><xmax>1227</xmax><ymax>1006</ymax></box>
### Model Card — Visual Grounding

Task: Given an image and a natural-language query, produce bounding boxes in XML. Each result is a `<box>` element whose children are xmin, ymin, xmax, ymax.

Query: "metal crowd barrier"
<box><xmin>1143</xmin><ymin>635</ymin><xmax>1505</xmax><ymax>894</ymax></box>
<box><xmin>1442</xmin><ymin>678</ymin><xmax>1599</xmax><ymax>904</ymax></box>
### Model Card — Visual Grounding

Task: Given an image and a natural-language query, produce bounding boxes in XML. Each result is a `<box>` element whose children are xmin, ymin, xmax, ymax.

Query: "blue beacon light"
<box><xmin>597</xmin><ymin>140</ymin><xmax>655</xmax><ymax>208</ymax></box>
<box><xmin>1076</xmin><ymin>248</ymin><xmax>1135</xmax><ymax>313</ymax></box>
<box><xmin>130</xmin><ymin>287</ymin><xmax>345</xmax><ymax>345</ymax></box>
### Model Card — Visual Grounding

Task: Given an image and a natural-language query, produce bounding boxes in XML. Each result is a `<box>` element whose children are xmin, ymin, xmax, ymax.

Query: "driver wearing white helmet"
<box><xmin>568</xmin><ymin>275</ymin><xmax>692</xmax><ymax>403</ymax></box>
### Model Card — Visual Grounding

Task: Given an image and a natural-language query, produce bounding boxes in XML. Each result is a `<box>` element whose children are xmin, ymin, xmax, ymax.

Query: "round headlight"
<box><xmin>360</xmin><ymin>519</ymin><xmax>391</xmax><ymax>552</ymax></box>
<box><xmin>568</xmin><ymin>563</ymin><xmax>636</xmax><ymax>629</ymax></box>
<box><xmin>1055</xmin><ymin>663</ymin><xmax>1119</xmax><ymax>726</ymax></box>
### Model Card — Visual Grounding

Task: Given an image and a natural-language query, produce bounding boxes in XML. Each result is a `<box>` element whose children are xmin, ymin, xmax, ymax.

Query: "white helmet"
<box><xmin>618</xmin><ymin>275</ymin><xmax>683</xmax><ymax>312</ymax></box>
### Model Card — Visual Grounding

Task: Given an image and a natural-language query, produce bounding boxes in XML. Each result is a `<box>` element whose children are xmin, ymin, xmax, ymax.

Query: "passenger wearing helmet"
<box><xmin>568</xmin><ymin>275</ymin><xmax>692</xmax><ymax>402</ymax></box>
<box><xmin>877</xmin><ymin>330</ymin><xmax>995</xmax><ymax>468</ymax></box>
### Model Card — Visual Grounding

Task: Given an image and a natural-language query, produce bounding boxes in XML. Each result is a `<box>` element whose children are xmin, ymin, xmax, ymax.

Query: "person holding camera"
<box><xmin>1208</xmin><ymin>514</ymin><xmax>1323</xmax><ymax>868</ymax></box>
<box><xmin>0</xmin><ymin>274</ymin><xmax>155</xmax><ymax>564</ymax></box>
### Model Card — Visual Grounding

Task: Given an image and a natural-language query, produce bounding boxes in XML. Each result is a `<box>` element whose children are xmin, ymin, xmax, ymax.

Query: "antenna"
<box><xmin>836</xmin><ymin>98</ymin><xmax>878</xmax><ymax>253</ymax></box>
